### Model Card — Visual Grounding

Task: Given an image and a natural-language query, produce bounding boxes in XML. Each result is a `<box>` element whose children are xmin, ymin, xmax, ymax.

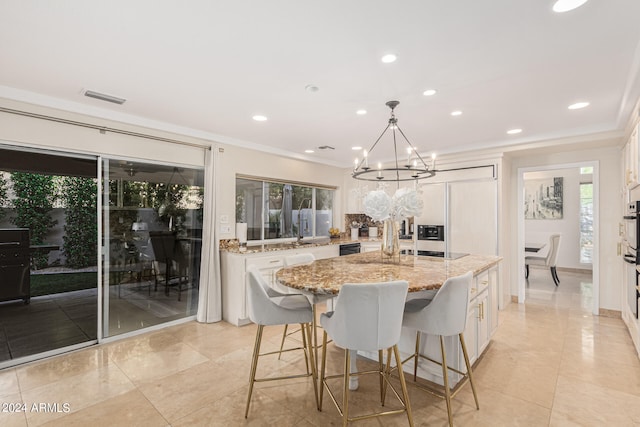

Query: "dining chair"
<box><xmin>244</xmin><ymin>266</ymin><xmax>318</xmax><ymax>418</ymax></box>
<box><xmin>400</xmin><ymin>271</ymin><xmax>477</xmax><ymax>427</ymax></box>
<box><xmin>319</xmin><ymin>281</ymin><xmax>413</xmax><ymax>426</ymax></box>
<box><xmin>525</xmin><ymin>234</ymin><xmax>561</xmax><ymax>285</ymax></box>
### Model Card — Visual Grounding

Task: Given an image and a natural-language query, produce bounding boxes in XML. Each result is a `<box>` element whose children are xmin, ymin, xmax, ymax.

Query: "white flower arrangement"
<box><xmin>363</xmin><ymin>187</ymin><xmax>423</xmax><ymax>222</ymax></box>
<box><xmin>363</xmin><ymin>190</ymin><xmax>392</xmax><ymax>222</ymax></box>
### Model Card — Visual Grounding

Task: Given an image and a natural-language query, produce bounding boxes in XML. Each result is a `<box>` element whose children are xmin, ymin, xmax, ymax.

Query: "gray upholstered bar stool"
<box><xmin>401</xmin><ymin>271</ymin><xmax>478</xmax><ymax>427</ymax></box>
<box><xmin>281</xmin><ymin>253</ymin><xmax>334</xmax><ymax>369</ymax></box>
<box><xmin>244</xmin><ymin>266</ymin><xmax>318</xmax><ymax>418</ymax></box>
<box><xmin>319</xmin><ymin>281</ymin><xmax>414</xmax><ymax>426</ymax></box>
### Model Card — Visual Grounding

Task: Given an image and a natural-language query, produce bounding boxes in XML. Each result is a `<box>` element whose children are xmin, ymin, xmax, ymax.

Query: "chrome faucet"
<box><xmin>297</xmin><ymin>198</ymin><xmax>311</xmax><ymax>243</ymax></box>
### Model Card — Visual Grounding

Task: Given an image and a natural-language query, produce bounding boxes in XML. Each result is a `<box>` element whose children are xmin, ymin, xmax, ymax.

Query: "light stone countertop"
<box><xmin>221</xmin><ymin>236</ymin><xmax>386</xmax><ymax>255</ymax></box>
<box><xmin>275</xmin><ymin>250</ymin><xmax>501</xmax><ymax>295</ymax></box>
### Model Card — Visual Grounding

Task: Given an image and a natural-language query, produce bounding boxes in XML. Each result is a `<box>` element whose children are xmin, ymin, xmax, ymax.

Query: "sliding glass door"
<box><xmin>0</xmin><ymin>146</ymin><xmax>206</xmax><ymax>366</ymax></box>
<box><xmin>102</xmin><ymin>159</ymin><xmax>204</xmax><ymax>337</ymax></box>
<box><xmin>0</xmin><ymin>145</ymin><xmax>98</xmax><ymax>367</ymax></box>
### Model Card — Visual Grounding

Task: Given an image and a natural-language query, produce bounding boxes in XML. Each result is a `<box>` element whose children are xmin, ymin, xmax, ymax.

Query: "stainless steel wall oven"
<box><xmin>624</xmin><ymin>201</ymin><xmax>640</xmax><ymax>318</ymax></box>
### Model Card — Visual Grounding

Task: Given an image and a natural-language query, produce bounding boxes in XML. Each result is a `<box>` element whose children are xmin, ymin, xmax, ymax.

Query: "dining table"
<box><xmin>525</xmin><ymin>242</ymin><xmax>546</xmax><ymax>253</ymax></box>
<box><xmin>275</xmin><ymin>250</ymin><xmax>502</xmax><ymax>390</ymax></box>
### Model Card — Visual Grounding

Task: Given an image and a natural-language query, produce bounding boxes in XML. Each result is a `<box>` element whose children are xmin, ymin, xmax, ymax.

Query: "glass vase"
<box><xmin>381</xmin><ymin>218</ymin><xmax>400</xmax><ymax>259</ymax></box>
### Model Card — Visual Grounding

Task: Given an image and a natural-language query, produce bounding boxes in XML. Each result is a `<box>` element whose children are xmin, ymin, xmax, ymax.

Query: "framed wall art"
<box><xmin>524</xmin><ymin>177</ymin><xmax>563</xmax><ymax>219</ymax></box>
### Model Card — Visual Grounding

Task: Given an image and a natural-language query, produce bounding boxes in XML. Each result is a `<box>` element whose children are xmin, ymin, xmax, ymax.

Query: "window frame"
<box><xmin>235</xmin><ymin>175</ymin><xmax>335</xmax><ymax>244</ymax></box>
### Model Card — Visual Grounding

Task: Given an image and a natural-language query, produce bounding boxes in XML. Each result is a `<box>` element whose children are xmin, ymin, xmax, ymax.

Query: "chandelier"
<box><xmin>352</xmin><ymin>100</ymin><xmax>436</xmax><ymax>182</ymax></box>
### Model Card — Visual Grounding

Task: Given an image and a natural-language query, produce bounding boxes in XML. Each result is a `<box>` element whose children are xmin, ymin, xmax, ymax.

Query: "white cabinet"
<box><xmin>448</xmin><ymin>180</ymin><xmax>497</xmax><ymax>256</ymax></box>
<box><xmin>476</xmin><ymin>289</ymin><xmax>490</xmax><ymax>355</ymax></box>
<box><xmin>625</xmin><ymin>124</ymin><xmax>639</xmax><ymax>188</ymax></box>
<box><xmin>462</xmin><ymin>268</ymin><xmax>495</xmax><ymax>365</ymax></box>
<box><xmin>488</xmin><ymin>266</ymin><xmax>499</xmax><ymax>336</ymax></box>
<box><xmin>394</xmin><ymin>264</ymin><xmax>500</xmax><ymax>387</ymax></box>
<box><xmin>463</xmin><ymin>300</ymin><xmax>478</xmax><ymax>366</ymax></box>
<box><xmin>220</xmin><ymin>244</ymin><xmax>340</xmax><ymax>326</ymax></box>
<box><xmin>361</xmin><ymin>242</ymin><xmax>381</xmax><ymax>253</ymax></box>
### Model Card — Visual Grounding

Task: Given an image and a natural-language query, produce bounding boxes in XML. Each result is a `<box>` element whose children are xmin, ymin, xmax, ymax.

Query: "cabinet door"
<box><xmin>462</xmin><ymin>303</ymin><xmax>478</xmax><ymax>366</ymax></box>
<box><xmin>489</xmin><ymin>267</ymin><xmax>499</xmax><ymax>336</ymax></box>
<box><xmin>626</xmin><ymin>125</ymin><xmax>639</xmax><ymax>188</ymax></box>
<box><xmin>477</xmin><ymin>291</ymin><xmax>490</xmax><ymax>354</ymax></box>
<box><xmin>448</xmin><ymin>180</ymin><xmax>497</xmax><ymax>255</ymax></box>
<box><xmin>416</xmin><ymin>183</ymin><xmax>446</xmax><ymax>225</ymax></box>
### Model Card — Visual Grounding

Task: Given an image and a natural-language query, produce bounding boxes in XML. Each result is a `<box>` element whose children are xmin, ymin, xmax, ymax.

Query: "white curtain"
<box><xmin>196</xmin><ymin>146</ymin><xmax>221</xmax><ymax>322</ymax></box>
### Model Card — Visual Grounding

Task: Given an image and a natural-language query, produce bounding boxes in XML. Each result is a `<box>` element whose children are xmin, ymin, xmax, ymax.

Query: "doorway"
<box><xmin>517</xmin><ymin>161</ymin><xmax>599</xmax><ymax>315</ymax></box>
<box><xmin>101</xmin><ymin>158</ymin><xmax>204</xmax><ymax>338</ymax></box>
<box><xmin>0</xmin><ymin>145</ymin><xmax>99</xmax><ymax>367</ymax></box>
<box><xmin>0</xmin><ymin>144</ymin><xmax>206</xmax><ymax>368</ymax></box>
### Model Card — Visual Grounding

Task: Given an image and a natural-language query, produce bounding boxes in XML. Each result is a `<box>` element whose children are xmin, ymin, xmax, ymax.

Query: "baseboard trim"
<box><xmin>599</xmin><ymin>308</ymin><xmax>621</xmax><ymax>318</ymax></box>
<box><xmin>528</xmin><ymin>265</ymin><xmax>592</xmax><ymax>275</ymax></box>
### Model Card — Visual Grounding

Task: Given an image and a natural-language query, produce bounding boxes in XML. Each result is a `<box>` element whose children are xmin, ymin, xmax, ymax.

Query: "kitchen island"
<box><xmin>276</xmin><ymin>250</ymin><xmax>502</xmax><ymax>386</ymax></box>
<box><xmin>275</xmin><ymin>250</ymin><xmax>501</xmax><ymax>295</ymax></box>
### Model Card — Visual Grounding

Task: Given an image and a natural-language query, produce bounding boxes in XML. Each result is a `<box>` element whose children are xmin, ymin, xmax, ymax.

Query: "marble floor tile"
<box><xmin>550</xmin><ymin>374</ymin><xmax>640</xmax><ymax>426</ymax></box>
<box><xmin>1</xmin><ymin>269</ymin><xmax>639</xmax><ymax>426</ymax></box>
<box><xmin>0</xmin><ymin>368</ymin><xmax>21</xmax><ymax>397</ymax></box>
<box><xmin>20</xmin><ymin>362</ymin><xmax>135</xmax><ymax>426</ymax></box>
<box><xmin>0</xmin><ymin>392</ymin><xmax>28</xmax><ymax>427</ymax></box>
<box><xmin>38</xmin><ymin>390</ymin><xmax>168</xmax><ymax>427</ymax></box>
<box><xmin>111</xmin><ymin>341</ymin><xmax>209</xmax><ymax>385</ymax></box>
<box><xmin>15</xmin><ymin>347</ymin><xmax>109</xmax><ymax>392</ymax></box>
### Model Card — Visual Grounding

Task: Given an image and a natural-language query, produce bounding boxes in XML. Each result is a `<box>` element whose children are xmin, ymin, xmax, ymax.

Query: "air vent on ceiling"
<box><xmin>84</xmin><ymin>90</ymin><xmax>126</xmax><ymax>105</ymax></box>
<box><xmin>318</xmin><ymin>145</ymin><xmax>335</xmax><ymax>150</ymax></box>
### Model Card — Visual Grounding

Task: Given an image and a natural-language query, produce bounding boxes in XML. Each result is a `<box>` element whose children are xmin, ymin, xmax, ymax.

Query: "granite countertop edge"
<box><xmin>221</xmin><ymin>237</ymin><xmax>385</xmax><ymax>254</ymax></box>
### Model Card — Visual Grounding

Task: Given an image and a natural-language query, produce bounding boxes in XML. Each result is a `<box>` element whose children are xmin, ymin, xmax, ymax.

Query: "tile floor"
<box><xmin>1</xmin><ymin>267</ymin><xmax>640</xmax><ymax>426</ymax></box>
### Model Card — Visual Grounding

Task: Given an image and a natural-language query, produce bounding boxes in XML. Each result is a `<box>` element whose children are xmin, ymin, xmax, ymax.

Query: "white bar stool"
<box><xmin>319</xmin><ymin>281</ymin><xmax>414</xmax><ymax>426</ymax></box>
<box><xmin>244</xmin><ymin>266</ymin><xmax>318</xmax><ymax>418</ymax></box>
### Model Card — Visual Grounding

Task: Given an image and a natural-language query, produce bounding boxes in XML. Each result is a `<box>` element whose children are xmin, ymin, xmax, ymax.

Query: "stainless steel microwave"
<box><xmin>417</xmin><ymin>225</ymin><xmax>444</xmax><ymax>241</ymax></box>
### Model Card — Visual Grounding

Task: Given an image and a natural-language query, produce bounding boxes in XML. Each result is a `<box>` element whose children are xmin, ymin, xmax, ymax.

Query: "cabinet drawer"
<box><xmin>246</xmin><ymin>255</ymin><xmax>284</xmax><ymax>270</ymax></box>
<box><xmin>475</xmin><ymin>271</ymin><xmax>489</xmax><ymax>294</ymax></box>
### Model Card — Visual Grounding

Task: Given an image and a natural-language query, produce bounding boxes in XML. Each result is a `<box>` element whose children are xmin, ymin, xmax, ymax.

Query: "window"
<box><xmin>579</xmin><ymin>182</ymin><xmax>593</xmax><ymax>264</ymax></box>
<box><xmin>236</xmin><ymin>176</ymin><xmax>334</xmax><ymax>241</ymax></box>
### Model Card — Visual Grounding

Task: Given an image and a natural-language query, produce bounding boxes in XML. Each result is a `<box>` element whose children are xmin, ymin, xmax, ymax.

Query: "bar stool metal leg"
<box><xmin>439</xmin><ymin>335</ymin><xmax>453</xmax><ymax>427</ymax></box>
<box><xmin>245</xmin><ymin>324</ymin><xmax>264</xmax><ymax>418</ymax></box>
<box><xmin>459</xmin><ymin>332</ymin><xmax>479</xmax><ymax>410</ymax></box>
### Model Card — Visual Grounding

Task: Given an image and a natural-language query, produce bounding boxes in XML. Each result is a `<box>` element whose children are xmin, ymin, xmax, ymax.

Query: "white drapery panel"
<box><xmin>197</xmin><ymin>146</ymin><xmax>221</xmax><ymax>322</ymax></box>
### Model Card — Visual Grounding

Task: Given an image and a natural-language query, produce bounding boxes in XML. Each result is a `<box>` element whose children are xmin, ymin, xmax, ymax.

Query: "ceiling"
<box><xmin>1</xmin><ymin>1</ymin><xmax>639</xmax><ymax>168</ymax></box>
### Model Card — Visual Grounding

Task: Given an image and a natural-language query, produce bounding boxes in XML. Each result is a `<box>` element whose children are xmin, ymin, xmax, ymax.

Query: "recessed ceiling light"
<box><xmin>568</xmin><ymin>102</ymin><xmax>590</xmax><ymax>110</ymax></box>
<box><xmin>507</xmin><ymin>128</ymin><xmax>523</xmax><ymax>135</ymax></box>
<box><xmin>252</xmin><ymin>115</ymin><xmax>268</xmax><ymax>121</ymax></box>
<box><xmin>381</xmin><ymin>54</ymin><xmax>397</xmax><ymax>63</ymax></box>
<box><xmin>451</xmin><ymin>110</ymin><xmax>462</xmax><ymax>116</ymax></box>
<box><xmin>305</xmin><ymin>84</ymin><xmax>319</xmax><ymax>93</ymax></box>
<box><xmin>423</xmin><ymin>89</ymin><xmax>437</xmax><ymax>96</ymax></box>
<box><xmin>305</xmin><ymin>149</ymin><xmax>315</xmax><ymax>154</ymax></box>
<box><xmin>553</xmin><ymin>0</ymin><xmax>589</xmax><ymax>13</ymax></box>
<box><xmin>351</xmin><ymin>146</ymin><xmax>362</xmax><ymax>150</ymax></box>
<box><xmin>356</xmin><ymin>109</ymin><xmax>367</xmax><ymax>115</ymax></box>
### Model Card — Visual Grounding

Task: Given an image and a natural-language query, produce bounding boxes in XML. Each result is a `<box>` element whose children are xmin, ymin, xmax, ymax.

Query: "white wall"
<box><xmin>0</xmin><ymin>98</ymin><xmax>206</xmax><ymax>166</ymax></box>
<box><xmin>524</xmin><ymin>167</ymin><xmax>589</xmax><ymax>270</ymax></box>
<box><xmin>509</xmin><ymin>144</ymin><xmax>622</xmax><ymax>311</ymax></box>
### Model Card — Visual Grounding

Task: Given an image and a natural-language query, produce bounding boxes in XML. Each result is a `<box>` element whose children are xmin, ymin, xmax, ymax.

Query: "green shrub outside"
<box><xmin>10</xmin><ymin>172</ymin><xmax>57</xmax><ymax>269</ymax></box>
<box><xmin>60</xmin><ymin>177</ymin><xmax>98</xmax><ymax>269</ymax></box>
